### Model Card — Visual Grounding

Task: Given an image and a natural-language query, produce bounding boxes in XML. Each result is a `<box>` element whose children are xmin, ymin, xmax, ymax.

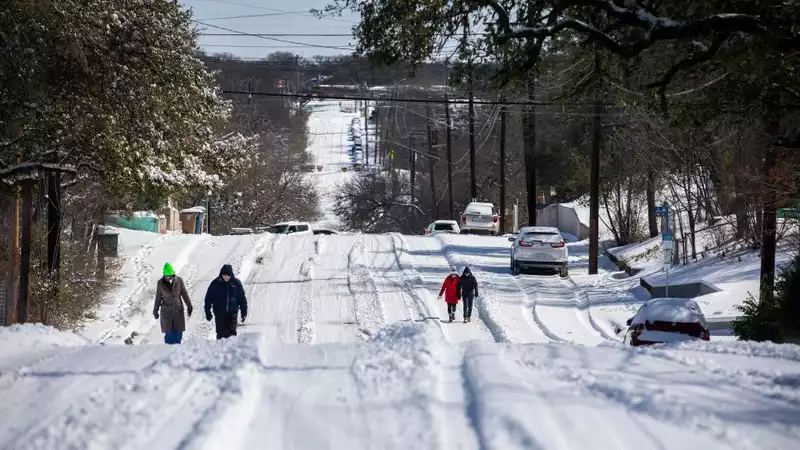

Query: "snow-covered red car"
<box><xmin>622</xmin><ymin>298</ymin><xmax>710</xmax><ymax>346</ymax></box>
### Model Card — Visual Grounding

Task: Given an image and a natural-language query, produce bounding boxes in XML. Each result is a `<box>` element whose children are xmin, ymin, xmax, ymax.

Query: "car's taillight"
<box><xmin>550</xmin><ymin>240</ymin><xmax>565</xmax><ymax>248</ymax></box>
<box><xmin>461</xmin><ymin>215</ymin><xmax>466</xmax><ymax>223</ymax></box>
<box><xmin>519</xmin><ymin>241</ymin><xmax>533</xmax><ymax>247</ymax></box>
<box><xmin>493</xmin><ymin>215</ymin><xmax>498</xmax><ymax>223</ymax></box>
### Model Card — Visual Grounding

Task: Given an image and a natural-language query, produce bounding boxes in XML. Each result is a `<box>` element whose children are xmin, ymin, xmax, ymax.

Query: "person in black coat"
<box><xmin>204</xmin><ymin>264</ymin><xmax>248</xmax><ymax>339</ymax></box>
<box><xmin>457</xmin><ymin>266</ymin><xmax>479</xmax><ymax>323</ymax></box>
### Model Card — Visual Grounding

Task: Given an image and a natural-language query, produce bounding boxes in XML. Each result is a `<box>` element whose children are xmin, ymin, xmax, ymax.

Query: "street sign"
<box><xmin>654</xmin><ymin>206</ymin><xmax>667</xmax><ymax>217</ymax></box>
<box><xmin>778</xmin><ymin>208</ymin><xmax>800</xmax><ymax>219</ymax></box>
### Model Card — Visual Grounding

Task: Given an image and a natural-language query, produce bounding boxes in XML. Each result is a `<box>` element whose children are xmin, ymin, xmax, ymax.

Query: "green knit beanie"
<box><xmin>163</xmin><ymin>263</ymin><xmax>175</xmax><ymax>277</ymax></box>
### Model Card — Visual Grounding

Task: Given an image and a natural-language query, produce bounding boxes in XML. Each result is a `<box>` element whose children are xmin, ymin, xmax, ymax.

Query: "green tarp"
<box><xmin>105</xmin><ymin>215</ymin><xmax>158</xmax><ymax>233</ymax></box>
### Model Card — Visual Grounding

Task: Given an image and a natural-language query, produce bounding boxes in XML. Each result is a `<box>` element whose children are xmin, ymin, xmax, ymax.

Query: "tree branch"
<box><xmin>473</xmin><ymin>0</ymin><xmax>780</xmax><ymax>59</ymax></box>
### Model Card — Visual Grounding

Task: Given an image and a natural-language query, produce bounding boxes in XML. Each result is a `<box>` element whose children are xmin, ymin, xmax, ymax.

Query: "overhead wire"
<box><xmin>193</xmin><ymin>21</ymin><xmax>354</xmax><ymax>51</ymax></box>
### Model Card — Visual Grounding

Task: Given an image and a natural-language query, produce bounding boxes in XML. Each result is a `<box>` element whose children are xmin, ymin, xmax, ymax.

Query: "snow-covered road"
<box><xmin>3</xmin><ymin>98</ymin><xmax>800</xmax><ymax>450</ymax></box>
<box><xmin>3</xmin><ymin>323</ymin><xmax>800</xmax><ymax>450</ymax></box>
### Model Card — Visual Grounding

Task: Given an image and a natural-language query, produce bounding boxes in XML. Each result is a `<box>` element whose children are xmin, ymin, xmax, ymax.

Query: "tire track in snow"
<box><xmin>296</xmin><ymin>237</ymin><xmax>323</xmax><ymax>343</ymax></box>
<box><xmin>518</xmin><ymin>275</ymin><xmax>608</xmax><ymax>346</ymax></box>
<box><xmin>387</xmin><ymin>234</ymin><xmax>438</xmax><ymax>322</ymax></box>
<box><xmin>347</xmin><ymin>237</ymin><xmax>385</xmax><ymax>340</ymax></box>
<box><xmin>435</xmin><ymin>236</ymin><xmax>515</xmax><ymax>343</ymax></box>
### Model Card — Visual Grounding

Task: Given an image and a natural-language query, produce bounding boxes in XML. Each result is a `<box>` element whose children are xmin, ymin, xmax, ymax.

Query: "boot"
<box><xmin>448</xmin><ymin>313</ymin><xmax>454</xmax><ymax>322</ymax></box>
<box><xmin>467</xmin><ymin>316</ymin><xmax>472</xmax><ymax>322</ymax></box>
<box><xmin>463</xmin><ymin>317</ymin><xmax>468</xmax><ymax>323</ymax></box>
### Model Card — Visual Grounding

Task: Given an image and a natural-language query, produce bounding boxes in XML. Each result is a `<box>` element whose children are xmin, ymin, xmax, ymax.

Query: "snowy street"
<box><xmin>2</xmin><ymin>322</ymin><xmax>800</xmax><ymax>450</ymax></box>
<box><xmin>1</xmin><ymin>99</ymin><xmax>799</xmax><ymax>450</ymax></box>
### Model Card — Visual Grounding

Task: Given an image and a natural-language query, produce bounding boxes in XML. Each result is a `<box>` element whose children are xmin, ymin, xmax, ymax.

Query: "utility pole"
<box><xmin>17</xmin><ymin>181</ymin><xmax>33</xmax><ymax>324</ymax></box>
<box><xmin>468</xmin><ymin>76</ymin><xmax>477</xmax><ymax>201</ymax></box>
<box><xmin>364</xmin><ymin>99</ymin><xmax>369</xmax><ymax>167</ymax></box>
<box><xmin>410</xmin><ymin>134</ymin><xmax>417</xmax><ymax>224</ymax></box>
<box><xmin>499</xmin><ymin>98</ymin><xmax>507</xmax><ymax>234</ymax></box>
<box><xmin>445</xmin><ymin>96</ymin><xmax>454</xmax><ymax>220</ymax></box>
<box><xmin>588</xmin><ymin>53</ymin><xmax>603</xmax><ymax>275</ymax></box>
<box><xmin>374</xmin><ymin>105</ymin><xmax>380</xmax><ymax>166</ymax></box>
<box><xmin>426</xmin><ymin>101</ymin><xmax>438</xmax><ymax>219</ymax></box>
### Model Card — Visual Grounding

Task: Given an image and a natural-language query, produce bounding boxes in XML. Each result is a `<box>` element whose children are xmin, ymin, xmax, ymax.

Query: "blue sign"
<box><xmin>654</xmin><ymin>206</ymin><xmax>667</xmax><ymax>217</ymax></box>
<box><xmin>662</xmin><ymin>233</ymin><xmax>673</xmax><ymax>241</ymax></box>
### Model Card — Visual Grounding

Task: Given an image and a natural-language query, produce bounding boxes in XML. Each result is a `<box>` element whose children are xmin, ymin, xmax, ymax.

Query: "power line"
<box><xmin>196</xmin><ymin>12</ymin><xmax>306</xmax><ymax>21</ymax></box>
<box><xmin>182</xmin><ymin>0</ymin><xmax>357</xmax><ymax>24</ymax></box>
<box><xmin>199</xmin><ymin>33</ymin><xmax>354</xmax><ymax>37</ymax></box>
<box><xmin>221</xmin><ymin>90</ymin><xmax>617</xmax><ymax>107</ymax></box>
<box><xmin>193</xmin><ymin>21</ymin><xmax>353</xmax><ymax>50</ymax></box>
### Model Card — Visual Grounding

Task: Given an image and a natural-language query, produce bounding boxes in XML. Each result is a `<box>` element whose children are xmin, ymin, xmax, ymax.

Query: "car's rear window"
<box><xmin>270</xmin><ymin>225</ymin><xmax>288</xmax><ymax>233</ymax></box>
<box><xmin>466</xmin><ymin>205</ymin><xmax>494</xmax><ymax>215</ymax></box>
<box><xmin>434</xmin><ymin>223</ymin><xmax>455</xmax><ymax>231</ymax></box>
<box><xmin>297</xmin><ymin>224</ymin><xmax>309</xmax><ymax>231</ymax></box>
<box><xmin>521</xmin><ymin>232</ymin><xmax>561</xmax><ymax>243</ymax></box>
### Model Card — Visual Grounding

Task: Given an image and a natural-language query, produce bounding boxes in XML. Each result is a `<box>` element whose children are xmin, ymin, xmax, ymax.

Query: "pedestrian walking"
<box><xmin>153</xmin><ymin>262</ymin><xmax>193</xmax><ymax>344</ymax></box>
<box><xmin>457</xmin><ymin>266</ymin><xmax>478</xmax><ymax>323</ymax></box>
<box><xmin>438</xmin><ymin>266</ymin><xmax>461</xmax><ymax>322</ymax></box>
<box><xmin>204</xmin><ymin>264</ymin><xmax>248</xmax><ymax>339</ymax></box>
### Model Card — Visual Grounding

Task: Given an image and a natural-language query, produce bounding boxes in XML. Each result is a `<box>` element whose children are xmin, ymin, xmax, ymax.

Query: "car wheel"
<box><xmin>559</xmin><ymin>266</ymin><xmax>569</xmax><ymax>277</ymax></box>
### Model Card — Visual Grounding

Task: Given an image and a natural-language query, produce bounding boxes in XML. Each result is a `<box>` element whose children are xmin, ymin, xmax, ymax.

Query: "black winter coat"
<box><xmin>204</xmin><ymin>265</ymin><xmax>248</xmax><ymax>318</ymax></box>
<box><xmin>457</xmin><ymin>268</ymin><xmax>479</xmax><ymax>298</ymax></box>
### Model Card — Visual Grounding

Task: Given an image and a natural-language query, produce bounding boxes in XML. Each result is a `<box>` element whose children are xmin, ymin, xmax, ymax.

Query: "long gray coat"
<box><xmin>153</xmin><ymin>276</ymin><xmax>192</xmax><ymax>333</ymax></box>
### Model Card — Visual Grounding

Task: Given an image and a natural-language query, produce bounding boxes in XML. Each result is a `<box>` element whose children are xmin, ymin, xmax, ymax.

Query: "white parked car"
<box><xmin>508</xmin><ymin>226</ymin><xmax>568</xmax><ymax>276</ymax></box>
<box><xmin>459</xmin><ymin>202</ymin><xmax>499</xmax><ymax>235</ymax></box>
<box><xmin>424</xmin><ymin>220</ymin><xmax>460</xmax><ymax>235</ymax></box>
<box><xmin>269</xmin><ymin>221</ymin><xmax>313</xmax><ymax>235</ymax></box>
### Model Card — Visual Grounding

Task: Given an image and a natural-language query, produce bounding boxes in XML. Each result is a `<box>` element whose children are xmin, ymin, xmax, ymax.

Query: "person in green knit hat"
<box><xmin>153</xmin><ymin>262</ymin><xmax>193</xmax><ymax>344</ymax></box>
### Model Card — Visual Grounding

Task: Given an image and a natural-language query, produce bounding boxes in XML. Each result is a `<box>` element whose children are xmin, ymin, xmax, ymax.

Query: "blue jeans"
<box><xmin>164</xmin><ymin>331</ymin><xmax>183</xmax><ymax>344</ymax></box>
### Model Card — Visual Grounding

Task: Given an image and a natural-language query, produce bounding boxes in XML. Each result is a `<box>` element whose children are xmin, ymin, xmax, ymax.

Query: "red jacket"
<box><xmin>439</xmin><ymin>275</ymin><xmax>460</xmax><ymax>304</ymax></box>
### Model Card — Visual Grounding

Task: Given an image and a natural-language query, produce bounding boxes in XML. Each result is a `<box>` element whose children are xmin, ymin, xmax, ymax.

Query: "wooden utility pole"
<box><xmin>468</xmin><ymin>79</ymin><xmax>477</xmax><ymax>201</ymax></box>
<box><xmin>364</xmin><ymin>99</ymin><xmax>370</xmax><ymax>167</ymax></box>
<box><xmin>444</xmin><ymin>98</ymin><xmax>454</xmax><ymax>220</ymax></box>
<box><xmin>426</xmin><ymin>101</ymin><xmax>438</xmax><ymax>219</ymax></box>
<box><xmin>499</xmin><ymin>98</ymin><xmax>507</xmax><ymax>234</ymax></box>
<box><xmin>374</xmin><ymin>106</ymin><xmax>380</xmax><ymax>166</ymax></box>
<box><xmin>588</xmin><ymin>54</ymin><xmax>603</xmax><ymax>275</ymax></box>
<box><xmin>17</xmin><ymin>181</ymin><xmax>33</xmax><ymax>324</ymax></box>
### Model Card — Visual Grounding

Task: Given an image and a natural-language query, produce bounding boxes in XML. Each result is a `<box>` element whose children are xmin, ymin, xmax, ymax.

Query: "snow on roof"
<box><xmin>180</xmin><ymin>206</ymin><xmax>206</xmax><ymax>214</ymax></box>
<box><xmin>632</xmin><ymin>298</ymin><xmax>706</xmax><ymax>325</ymax></box>
<box><xmin>433</xmin><ymin>220</ymin><xmax>458</xmax><ymax>224</ymax></box>
<box><xmin>519</xmin><ymin>226</ymin><xmax>560</xmax><ymax>233</ymax></box>
<box><xmin>272</xmin><ymin>221</ymin><xmax>310</xmax><ymax>226</ymax></box>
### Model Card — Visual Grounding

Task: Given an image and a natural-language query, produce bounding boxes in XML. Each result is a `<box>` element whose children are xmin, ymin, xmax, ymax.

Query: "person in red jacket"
<box><xmin>438</xmin><ymin>267</ymin><xmax>461</xmax><ymax>322</ymax></box>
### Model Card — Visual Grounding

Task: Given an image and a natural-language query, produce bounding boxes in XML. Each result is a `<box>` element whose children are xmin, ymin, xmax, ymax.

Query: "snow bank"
<box><xmin>0</xmin><ymin>324</ymin><xmax>89</xmax><ymax>350</ymax></box>
<box><xmin>0</xmin><ymin>324</ymin><xmax>90</xmax><ymax>369</ymax></box>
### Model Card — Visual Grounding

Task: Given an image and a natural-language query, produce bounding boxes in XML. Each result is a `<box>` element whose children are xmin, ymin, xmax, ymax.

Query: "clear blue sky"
<box><xmin>178</xmin><ymin>0</ymin><xmax>360</xmax><ymax>59</ymax></box>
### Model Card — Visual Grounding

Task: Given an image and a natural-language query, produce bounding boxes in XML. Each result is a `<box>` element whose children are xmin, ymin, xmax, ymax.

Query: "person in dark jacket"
<box><xmin>457</xmin><ymin>266</ymin><xmax>479</xmax><ymax>323</ymax></box>
<box><xmin>204</xmin><ymin>264</ymin><xmax>248</xmax><ymax>339</ymax></box>
<box><xmin>153</xmin><ymin>262</ymin><xmax>193</xmax><ymax>344</ymax></box>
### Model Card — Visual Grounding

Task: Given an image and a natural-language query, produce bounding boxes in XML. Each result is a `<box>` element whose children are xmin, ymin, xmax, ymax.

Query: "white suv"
<box><xmin>425</xmin><ymin>220</ymin><xmax>460</xmax><ymax>235</ymax></box>
<box><xmin>459</xmin><ymin>202</ymin><xmax>499</xmax><ymax>235</ymax></box>
<box><xmin>269</xmin><ymin>221</ymin><xmax>313</xmax><ymax>236</ymax></box>
<box><xmin>508</xmin><ymin>226</ymin><xmax>568</xmax><ymax>276</ymax></box>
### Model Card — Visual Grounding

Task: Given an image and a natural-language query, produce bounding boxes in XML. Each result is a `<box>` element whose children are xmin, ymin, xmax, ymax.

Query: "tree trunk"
<box><xmin>759</xmin><ymin>144</ymin><xmax>779</xmax><ymax>303</ymax></box>
<box><xmin>646</xmin><ymin>168</ymin><xmax>658</xmax><ymax>237</ymax></box>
